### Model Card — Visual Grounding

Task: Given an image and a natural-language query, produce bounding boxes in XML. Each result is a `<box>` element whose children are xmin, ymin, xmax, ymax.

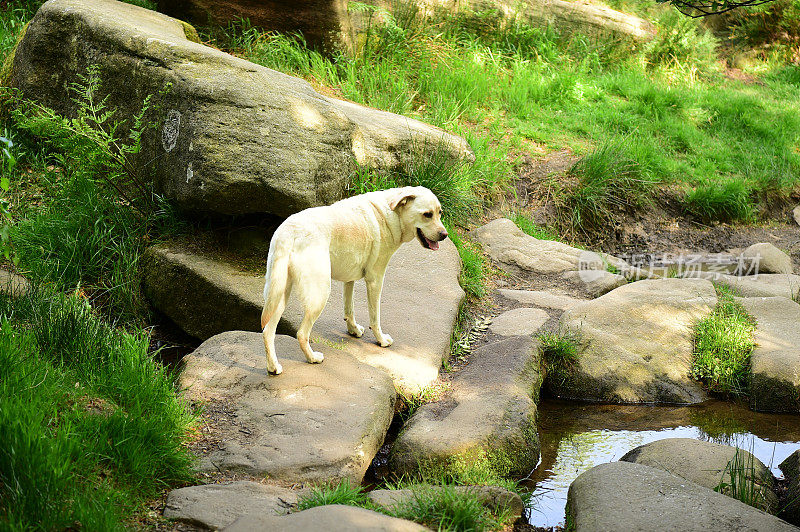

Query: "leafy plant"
<box><xmin>0</xmin><ymin>134</ymin><xmax>16</xmax><ymax>263</ymax></box>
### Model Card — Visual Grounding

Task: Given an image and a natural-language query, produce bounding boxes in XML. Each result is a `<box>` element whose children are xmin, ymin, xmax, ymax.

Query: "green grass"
<box><xmin>691</xmin><ymin>285</ymin><xmax>757</xmax><ymax>396</ymax></box>
<box><xmin>538</xmin><ymin>329</ymin><xmax>581</xmax><ymax>386</ymax></box>
<box><xmin>0</xmin><ymin>285</ymin><xmax>195</xmax><ymax>530</ymax></box>
<box><xmin>201</xmin><ymin>7</ymin><xmax>800</xmax><ymax>226</ymax></box>
<box><xmin>298</xmin><ymin>479</ymin><xmax>518</xmax><ymax>531</ymax></box>
<box><xmin>715</xmin><ymin>444</ymin><xmax>774</xmax><ymax>512</ymax></box>
<box><xmin>511</xmin><ymin>212</ymin><xmax>558</xmax><ymax>240</ymax></box>
<box><xmin>398</xmin><ymin>381</ymin><xmax>451</xmax><ymax>422</ymax></box>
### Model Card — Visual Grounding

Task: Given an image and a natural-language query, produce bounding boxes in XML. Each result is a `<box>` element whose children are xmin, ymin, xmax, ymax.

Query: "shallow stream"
<box><xmin>526</xmin><ymin>399</ymin><xmax>800</xmax><ymax>528</ymax></box>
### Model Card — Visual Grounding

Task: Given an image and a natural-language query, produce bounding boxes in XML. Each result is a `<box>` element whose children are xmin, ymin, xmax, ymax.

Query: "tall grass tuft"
<box><xmin>297</xmin><ymin>479</ymin><xmax>370</xmax><ymax>510</ymax></box>
<box><xmin>390</xmin><ymin>484</ymin><xmax>512</xmax><ymax>531</ymax></box>
<box><xmin>0</xmin><ymin>285</ymin><xmax>195</xmax><ymax>529</ymax></box>
<box><xmin>691</xmin><ymin>285</ymin><xmax>756</xmax><ymax>396</ymax></box>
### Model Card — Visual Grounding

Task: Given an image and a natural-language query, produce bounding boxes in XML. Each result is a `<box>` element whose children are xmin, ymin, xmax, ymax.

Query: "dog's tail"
<box><xmin>261</xmin><ymin>233</ymin><xmax>292</xmax><ymax>330</ymax></box>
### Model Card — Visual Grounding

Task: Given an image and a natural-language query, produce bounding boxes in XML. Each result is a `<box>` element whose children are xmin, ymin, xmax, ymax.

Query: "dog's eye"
<box><xmin>423</xmin><ymin>211</ymin><xmax>433</xmax><ymax>218</ymax></box>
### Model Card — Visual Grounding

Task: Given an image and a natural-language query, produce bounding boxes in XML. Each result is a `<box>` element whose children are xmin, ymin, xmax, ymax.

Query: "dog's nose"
<box><xmin>438</xmin><ymin>230</ymin><xmax>448</xmax><ymax>241</ymax></box>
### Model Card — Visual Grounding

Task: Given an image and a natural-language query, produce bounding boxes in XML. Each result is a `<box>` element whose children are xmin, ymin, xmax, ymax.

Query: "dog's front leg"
<box><xmin>365</xmin><ymin>273</ymin><xmax>393</xmax><ymax>347</ymax></box>
<box><xmin>343</xmin><ymin>281</ymin><xmax>365</xmax><ymax>338</ymax></box>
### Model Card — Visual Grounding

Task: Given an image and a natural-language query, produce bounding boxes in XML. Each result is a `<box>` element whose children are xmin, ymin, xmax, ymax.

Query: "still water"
<box><xmin>526</xmin><ymin>399</ymin><xmax>800</xmax><ymax>529</ymax></box>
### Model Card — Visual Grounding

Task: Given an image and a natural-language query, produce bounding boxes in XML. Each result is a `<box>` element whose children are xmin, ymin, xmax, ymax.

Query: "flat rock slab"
<box><xmin>367</xmin><ymin>485</ymin><xmax>524</xmax><ymax>519</ymax></box>
<box><xmin>794</xmin><ymin>206</ymin><xmax>800</xmax><ymax>227</ymax></box>
<box><xmin>737</xmin><ymin>297</ymin><xmax>800</xmax><ymax>413</ymax></box>
<box><xmin>180</xmin><ymin>331</ymin><xmax>395</xmax><ymax>483</ymax></box>
<box><xmin>489</xmin><ymin>307</ymin><xmax>549</xmax><ymax>337</ymax></box>
<box><xmin>684</xmin><ymin>272</ymin><xmax>800</xmax><ymax>300</ymax></box>
<box><xmin>144</xmin><ymin>239</ymin><xmax>464</xmax><ymax>393</ymax></box>
<box><xmin>471</xmin><ymin>218</ymin><xmax>607</xmax><ymax>276</ymax></box>
<box><xmin>0</xmin><ymin>269</ymin><xmax>29</xmax><ymax>298</ymax></box>
<box><xmin>164</xmin><ymin>481</ymin><xmax>299</xmax><ymax>530</ymax></box>
<box><xmin>391</xmin><ymin>335</ymin><xmax>541</xmax><ymax>479</ymax></box>
<box><xmin>497</xmin><ymin>289</ymin><xmax>584</xmax><ymax>310</ymax></box>
<box><xmin>11</xmin><ymin>0</ymin><xmax>472</xmax><ymax>217</ymax></box>
<box><xmin>554</xmin><ymin>278</ymin><xmax>715</xmax><ymax>404</ymax></box>
<box><xmin>620</xmin><ymin>438</ymin><xmax>777</xmax><ymax>512</ymax></box>
<box><xmin>563</xmin><ymin>269</ymin><xmax>627</xmax><ymax>298</ymax></box>
<box><xmin>567</xmin><ymin>461</ymin><xmax>797</xmax><ymax>532</ymax></box>
<box><xmin>222</xmin><ymin>505</ymin><xmax>430</xmax><ymax>532</ymax></box>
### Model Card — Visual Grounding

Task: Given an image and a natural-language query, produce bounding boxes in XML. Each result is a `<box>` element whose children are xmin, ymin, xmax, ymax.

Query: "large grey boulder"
<box><xmin>567</xmin><ymin>461</ymin><xmax>797</xmax><ymax>532</ymax></box>
<box><xmin>0</xmin><ymin>269</ymin><xmax>29</xmax><ymax>298</ymax></box>
<box><xmin>683</xmin><ymin>271</ymin><xmax>800</xmax><ymax>300</ymax></box>
<box><xmin>470</xmin><ymin>218</ymin><xmax>605</xmax><ymax>275</ymax></box>
<box><xmin>359</xmin><ymin>0</ymin><xmax>654</xmax><ymax>41</ymax></box>
<box><xmin>223</xmin><ymin>505</ymin><xmax>430</xmax><ymax>532</ymax></box>
<box><xmin>793</xmin><ymin>206</ymin><xmax>800</xmax><ymax>227</ymax></box>
<box><xmin>163</xmin><ymin>481</ymin><xmax>299</xmax><ymax>530</ymax></box>
<box><xmin>391</xmin><ymin>335</ymin><xmax>541</xmax><ymax>479</ymax></box>
<box><xmin>9</xmin><ymin>0</ymin><xmax>473</xmax><ymax>217</ymax></box>
<box><xmin>157</xmin><ymin>0</ymin><xmax>355</xmax><ymax>53</ymax></box>
<box><xmin>143</xmin><ymin>238</ymin><xmax>463</xmax><ymax>393</ymax></box>
<box><xmin>180</xmin><ymin>331</ymin><xmax>396</xmax><ymax>483</ymax></box>
<box><xmin>743</xmin><ymin>243</ymin><xmax>794</xmax><ymax>275</ymax></box>
<box><xmin>737</xmin><ymin>297</ymin><xmax>800</xmax><ymax>413</ymax></box>
<box><xmin>620</xmin><ymin>438</ymin><xmax>777</xmax><ymax>513</ymax></box>
<box><xmin>553</xmin><ymin>278</ymin><xmax>715</xmax><ymax>404</ymax></box>
<box><xmin>780</xmin><ymin>450</ymin><xmax>800</xmax><ymax>525</ymax></box>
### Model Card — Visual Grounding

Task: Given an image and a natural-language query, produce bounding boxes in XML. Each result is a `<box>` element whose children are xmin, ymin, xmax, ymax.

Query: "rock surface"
<box><xmin>163</xmin><ymin>481</ymin><xmax>298</xmax><ymax>530</ymax></box>
<box><xmin>471</xmin><ymin>218</ymin><xmax>605</xmax><ymax>276</ymax></box>
<box><xmin>620</xmin><ymin>438</ymin><xmax>777</xmax><ymax>512</ymax></box>
<box><xmin>553</xmin><ymin>278</ymin><xmax>715</xmax><ymax>404</ymax></box>
<box><xmin>743</xmin><ymin>243</ymin><xmax>794</xmax><ymax>275</ymax></box>
<box><xmin>180</xmin><ymin>331</ymin><xmax>395</xmax><ymax>482</ymax></box>
<box><xmin>361</xmin><ymin>0</ymin><xmax>654</xmax><ymax>41</ymax></box>
<box><xmin>737</xmin><ymin>297</ymin><xmax>800</xmax><ymax>413</ymax></box>
<box><xmin>780</xmin><ymin>450</ymin><xmax>800</xmax><ymax>525</ymax></box>
<box><xmin>144</xmin><ymin>238</ymin><xmax>463</xmax><ymax>393</ymax></box>
<box><xmin>497</xmin><ymin>289</ymin><xmax>583</xmax><ymax>310</ymax></box>
<box><xmin>563</xmin><ymin>269</ymin><xmax>627</xmax><ymax>298</ymax></box>
<box><xmin>158</xmin><ymin>0</ymin><xmax>355</xmax><ymax>53</ymax></box>
<box><xmin>367</xmin><ymin>485</ymin><xmax>524</xmax><ymax>518</ymax></box>
<box><xmin>794</xmin><ymin>206</ymin><xmax>800</xmax><ymax>227</ymax></box>
<box><xmin>223</xmin><ymin>505</ymin><xmax>430</xmax><ymax>531</ymax></box>
<box><xmin>10</xmin><ymin>0</ymin><xmax>473</xmax><ymax>217</ymax></box>
<box><xmin>489</xmin><ymin>307</ymin><xmax>549</xmax><ymax>337</ymax></box>
<box><xmin>391</xmin><ymin>335</ymin><xmax>541</xmax><ymax>479</ymax></box>
<box><xmin>0</xmin><ymin>269</ymin><xmax>29</xmax><ymax>298</ymax></box>
<box><xmin>684</xmin><ymin>272</ymin><xmax>800</xmax><ymax>300</ymax></box>
<box><xmin>567</xmin><ymin>461</ymin><xmax>797</xmax><ymax>532</ymax></box>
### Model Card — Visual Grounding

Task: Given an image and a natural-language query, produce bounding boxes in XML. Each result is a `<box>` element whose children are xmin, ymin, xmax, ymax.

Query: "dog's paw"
<box><xmin>347</xmin><ymin>322</ymin><xmax>365</xmax><ymax>338</ymax></box>
<box><xmin>268</xmin><ymin>363</ymin><xmax>283</xmax><ymax>375</ymax></box>
<box><xmin>308</xmin><ymin>351</ymin><xmax>325</xmax><ymax>364</ymax></box>
<box><xmin>377</xmin><ymin>334</ymin><xmax>394</xmax><ymax>348</ymax></box>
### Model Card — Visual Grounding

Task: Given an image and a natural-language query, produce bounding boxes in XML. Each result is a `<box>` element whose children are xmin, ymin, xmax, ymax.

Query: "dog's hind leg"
<box><xmin>261</xmin><ymin>235</ymin><xmax>293</xmax><ymax>375</ymax></box>
<box><xmin>261</xmin><ymin>280</ymin><xmax>291</xmax><ymax>375</ymax></box>
<box><xmin>293</xmin><ymin>252</ymin><xmax>330</xmax><ymax>364</ymax></box>
<box><xmin>343</xmin><ymin>281</ymin><xmax>365</xmax><ymax>338</ymax></box>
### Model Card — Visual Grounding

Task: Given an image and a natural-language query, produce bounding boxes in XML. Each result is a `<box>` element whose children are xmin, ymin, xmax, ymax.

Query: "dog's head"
<box><xmin>387</xmin><ymin>186</ymin><xmax>448</xmax><ymax>250</ymax></box>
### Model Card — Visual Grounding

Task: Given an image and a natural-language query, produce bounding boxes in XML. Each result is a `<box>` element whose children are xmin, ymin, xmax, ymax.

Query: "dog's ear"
<box><xmin>387</xmin><ymin>190</ymin><xmax>416</xmax><ymax>211</ymax></box>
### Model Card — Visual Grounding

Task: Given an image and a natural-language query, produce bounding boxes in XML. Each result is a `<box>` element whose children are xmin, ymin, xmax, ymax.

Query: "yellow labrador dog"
<box><xmin>260</xmin><ymin>186</ymin><xmax>448</xmax><ymax>375</ymax></box>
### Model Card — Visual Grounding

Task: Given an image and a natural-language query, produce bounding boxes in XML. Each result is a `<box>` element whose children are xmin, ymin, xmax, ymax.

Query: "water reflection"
<box><xmin>526</xmin><ymin>399</ymin><xmax>800</xmax><ymax>529</ymax></box>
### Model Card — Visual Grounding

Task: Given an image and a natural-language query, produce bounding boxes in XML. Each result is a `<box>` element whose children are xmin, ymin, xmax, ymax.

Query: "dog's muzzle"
<box><xmin>417</xmin><ymin>228</ymin><xmax>448</xmax><ymax>250</ymax></box>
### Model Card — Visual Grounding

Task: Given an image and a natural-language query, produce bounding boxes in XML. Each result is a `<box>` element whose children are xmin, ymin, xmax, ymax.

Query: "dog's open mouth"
<box><xmin>417</xmin><ymin>228</ymin><xmax>440</xmax><ymax>250</ymax></box>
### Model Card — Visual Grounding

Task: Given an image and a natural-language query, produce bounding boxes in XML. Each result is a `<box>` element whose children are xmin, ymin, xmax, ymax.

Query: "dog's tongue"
<box><xmin>426</xmin><ymin>237</ymin><xmax>440</xmax><ymax>251</ymax></box>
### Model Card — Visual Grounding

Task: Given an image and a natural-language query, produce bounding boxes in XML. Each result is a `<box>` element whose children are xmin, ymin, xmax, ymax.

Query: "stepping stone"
<box><xmin>367</xmin><ymin>485</ymin><xmax>524</xmax><ymax>519</ymax></box>
<box><xmin>0</xmin><ymin>269</ymin><xmax>28</xmax><ymax>298</ymax></box>
<box><xmin>567</xmin><ymin>461</ymin><xmax>797</xmax><ymax>532</ymax></box>
<box><xmin>554</xmin><ymin>278</ymin><xmax>715</xmax><ymax>404</ymax></box>
<box><xmin>391</xmin><ymin>335</ymin><xmax>541</xmax><ymax>479</ymax></box>
<box><xmin>144</xmin><ymin>239</ymin><xmax>464</xmax><ymax>393</ymax></box>
<box><xmin>180</xmin><ymin>331</ymin><xmax>395</xmax><ymax>483</ymax></box>
<box><xmin>222</xmin><ymin>505</ymin><xmax>430</xmax><ymax>531</ymax></box>
<box><xmin>497</xmin><ymin>289</ymin><xmax>583</xmax><ymax>310</ymax></box>
<box><xmin>163</xmin><ymin>481</ymin><xmax>299</xmax><ymax>530</ymax></box>
<box><xmin>743</xmin><ymin>243</ymin><xmax>794</xmax><ymax>274</ymax></box>
<box><xmin>620</xmin><ymin>438</ymin><xmax>777</xmax><ymax>512</ymax></box>
<box><xmin>683</xmin><ymin>271</ymin><xmax>800</xmax><ymax>300</ymax></box>
<box><xmin>470</xmin><ymin>218</ymin><xmax>607</xmax><ymax>275</ymax></box>
<box><xmin>489</xmin><ymin>307</ymin><xmax>549</xmax><ymax>337</ymax></box>
<box><xmin>780</xmin><ymin>450</ymin><xmax>800</xmax><ymax>525</ymax></box>
<box><xmin>737</xmin><ymin>297</ymin><xmax>800</xmax><ymax>413</ymax></box>
<box><xmin>563</xmin><ymin>269</ymin><xmax>627</xmax><ymax>298</ymax></box>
